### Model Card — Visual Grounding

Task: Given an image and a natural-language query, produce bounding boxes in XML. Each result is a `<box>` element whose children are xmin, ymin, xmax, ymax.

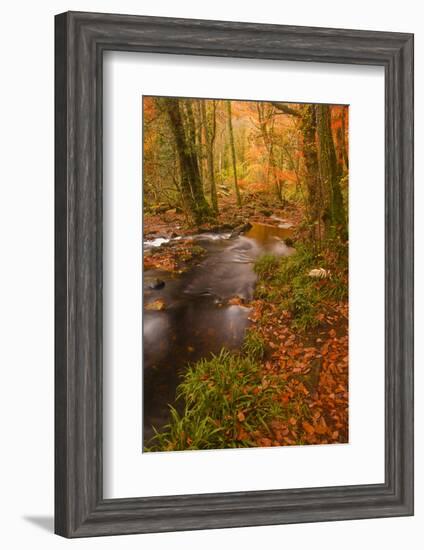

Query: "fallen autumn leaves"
<box><xmin>244</xmin><ymin>295</ymin><xmax>348</xmax><ymax>446</ymax></box>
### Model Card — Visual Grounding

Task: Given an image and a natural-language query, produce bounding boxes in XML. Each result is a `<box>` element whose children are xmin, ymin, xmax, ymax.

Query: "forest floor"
<box><xmin>244</xmin><ymin>269</ymin><xmax>348</xmax><ymax>447</ymax></box>
<box><xmin>144</xmin><ymin>192</ymin><xmax>348</xmax><ymax>450</ymax></box>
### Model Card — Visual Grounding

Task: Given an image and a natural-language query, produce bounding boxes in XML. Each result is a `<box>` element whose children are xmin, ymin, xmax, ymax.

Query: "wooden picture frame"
<box><xmin>55</xmin><ymin>11</ymin><xmax>414</xmax><ymax>537</ymax></box>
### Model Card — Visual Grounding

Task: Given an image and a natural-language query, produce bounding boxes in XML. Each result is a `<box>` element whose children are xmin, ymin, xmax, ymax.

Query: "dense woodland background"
<box><xmin>143</xmin><ymin>96</ymin><xmax>348</xmax><ymax>245</ymax></box>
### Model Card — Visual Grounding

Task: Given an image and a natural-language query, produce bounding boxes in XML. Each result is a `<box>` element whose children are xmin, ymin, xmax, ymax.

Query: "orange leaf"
<box><xmin>237</xmin><ymin>428</ymin><xmax>249</xmax><ymax>441</ymax></box>
<box><xmin>237</xmin><ymin>411</ymin><xmax>246</xmax><ymax>422</ymax></box>
<box><xmin>302</xmin><ymin>421</ymin><xmax>315</xmax><ymax>434</ymax></box>
<box><xmin>315</xmin><ymin>418</ymin><xmax>328</xmax><ymax>435</ymax></box>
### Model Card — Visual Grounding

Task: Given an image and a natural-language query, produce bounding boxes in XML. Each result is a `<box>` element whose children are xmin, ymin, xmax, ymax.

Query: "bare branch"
<box><xmin>270</xmin><ymin>102</ymin><xmax>301</xmax><ymax>118</ymax></box>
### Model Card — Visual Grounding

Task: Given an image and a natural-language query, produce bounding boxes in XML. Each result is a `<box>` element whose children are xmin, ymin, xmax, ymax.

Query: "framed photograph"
<box><xmin>55</xmin><ymin>11</ymin><xmax>414</xmax><ymax>537</ymax></box>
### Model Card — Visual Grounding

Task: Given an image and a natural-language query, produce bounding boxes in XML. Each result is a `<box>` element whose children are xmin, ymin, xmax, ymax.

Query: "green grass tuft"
<box><xmin>145</xmin><ymin>349</ymin><xmax>288</xmax><ymax>452</ymax></box>
<box><xmin>242</xmin><ymin>330</ymin><xmax>266</xmax><ymax>360</ymax></box>
<box><xmin>253</xmin><ymin>254</ymin><xmax>280</xmax><ymax>279</ymax></box>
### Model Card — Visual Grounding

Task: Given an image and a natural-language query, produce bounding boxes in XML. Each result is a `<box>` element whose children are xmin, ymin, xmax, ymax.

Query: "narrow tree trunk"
<box><xmin>269</xmin><ymin>142</ymin><xmax>282</xmax><ymax>202</ymax></box>
<box><xmin>226</xmin><ymin>101</ymin><xmax>242</xmax><ymax>207</ymax></box>
<box><xmin>194</xmin><ymin>101</ymin><xmax>205</xmax><ymax>186</ymax></box>
<box><xmin>201</xmin><ymin>101</ymin><xmax>218</xmax><ymax>213</ymax></box>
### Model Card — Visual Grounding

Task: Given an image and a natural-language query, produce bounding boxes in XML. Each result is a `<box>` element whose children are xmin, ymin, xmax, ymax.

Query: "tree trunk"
<box><xmin>257</xmin><ymin>104</ymin><xmax>282</xmax><ymax>202</ymax></box>
<box><xmin>182</xmin><ymin>100</ymin><xmax>203</xmax><ymax>190</ymax></box>
<box><xmin>316</xmin><ymin>104</ymin><xmax>347</xmax><ymax>239</ymax></box>
<box><xmin>226</xmin><ymin>101</ymin><xmax>242</xmax><ymax>207</ymax></box>
<box><xmin>341</xmin><ymin>107</ymin><xmax>349</xmax><ymax>170</ymax></box>
<box><xmin>160</xmin><ymin>98</ymin><xmax>212</xmax><ymax>225</ymax></box>
<box><xmin>201</xmin><ymin>101</ymin><xmax>218</xmax><ymax>213</ymax></box>
<box><xmin>300</xmin><ymin>105</ymin><xmax>321</xmax><ymax>233</ymax></box>
<box><xmin>269</xmin><ymin>142</ymin><xmax>283</xmax><ymax>202</ymax></box>
<box><xmin>194</xmin><ymin>101</ymin><xmax>205</xmax><ymax>186</ymax></box>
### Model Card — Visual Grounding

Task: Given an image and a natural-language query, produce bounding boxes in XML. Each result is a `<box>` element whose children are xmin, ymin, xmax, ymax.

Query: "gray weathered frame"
<box><xmin>55</xmin><ymin>11</ymin><xmax>414</xmax><ymax>538</ymax></box>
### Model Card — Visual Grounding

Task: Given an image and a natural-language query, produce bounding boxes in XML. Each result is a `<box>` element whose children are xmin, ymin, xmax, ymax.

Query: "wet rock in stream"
<box><xmin>148</xmin><ymin>278</ymin><xmax>165</xmax><ymax>290</ymax></box>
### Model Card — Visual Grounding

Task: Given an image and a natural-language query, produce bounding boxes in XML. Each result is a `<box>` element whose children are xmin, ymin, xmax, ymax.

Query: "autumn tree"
<box><xmin>226</xmin><ymin>100</ymin><xmax>242</xmax><ymax>207</ymax></box>
<box><xmin>273</xmin><ymin>102</ymin><xmax>321</xmax><ymax>238</ymax></box>
<box><xmin>333</xmin><ymin>106</ymin><xmax>349</xmax><ymax>172</ymax></box>
<box><xmin>316</xmin><ymin>104</ymin><xmax>347</xmax><ymax>239</ymax></box>
<box><xmin>158</xmin><ymin>97</ymin><xmax>213</xmax><ymax>224</ymax></box>
<box><xmin>272</xmin><ymin>101</ymin><xmax>347</xmax><ymax>242</ymax></box>
<box><xmin>256</xmin><ymin>103</ymin><xmax>283</xmax><ymax>202</ymax></box>
<box><xmin>299</xmin><ymin>104</ymin><xmax>321</xmax><ymax>241</ymax></box>
<box><xmin>143</xmin><ymin>98</ymin><xmax>182</xmax><ymax>208</ymax></box>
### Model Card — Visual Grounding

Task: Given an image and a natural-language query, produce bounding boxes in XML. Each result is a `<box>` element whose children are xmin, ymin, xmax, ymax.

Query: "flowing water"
<box><xmin>143</xmin><ymin>222</ymin><xmax>293</xmax><ymax>443</ymax></box>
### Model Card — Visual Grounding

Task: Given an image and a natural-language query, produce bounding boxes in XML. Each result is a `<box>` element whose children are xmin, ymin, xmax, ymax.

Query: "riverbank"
<box><xmin>144</xmin><ymin>194</ymin><xmax>298</xmax><ymax>273</ymax></box>
<box><xmin>144</xmin><ymin>189</ymin><xmax>301</xmax><ymax>240</ymax></box>
<box><xmin>144</xmin><ymin>204</ymin><xmax>349</xmax><ymax>451</ymax></box>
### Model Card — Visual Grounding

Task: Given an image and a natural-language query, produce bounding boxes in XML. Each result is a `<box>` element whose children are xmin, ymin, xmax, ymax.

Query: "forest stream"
<box><xmin>143</xmin><ymin>221</ymin><xmax>294</xmax><ymax>443</ymax></box>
